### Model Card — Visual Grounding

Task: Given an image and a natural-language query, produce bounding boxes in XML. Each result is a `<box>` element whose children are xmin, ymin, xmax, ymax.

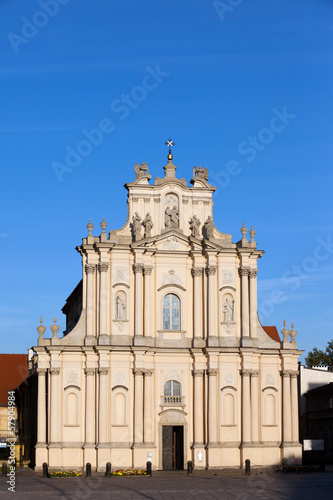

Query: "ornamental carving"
<box><xmin>191</xmin><ymin>267</ymin><xmax>202</xmax><ymax>278</ymax></box>
<box><xmin>240</xmin><ymin>369</ymin><xmax>252</xmax><ymax>377</ymax></box>
<box><xmin>162</xmin><ymin>269</ymin><xmax>182</xmax><ymax>286</ymax></box>
<box><xmin>133</xmin><ymin>368</ymin><xmax>144</xmax><ymax>376</ymax></box>
<box><xmin>115</xmin><ymin>294</ymin><xmax>126</xmax><ymax>320</ymax></box>
<box><xmin>98</xmin><ymin>262</ymin><xmax>109</xmax><ymax>273</ymax></box>
<box><xmin>192</xmin><ymin>369</ymin><xmax>204</xmax><ymax>377</ymax></box>
<box><xmin>223</xmin><ymin>372</ymin><xmax>235</xmax><ymax>385</ymax></box>
<box><xmin>143</xmin><ymin>369</ymin><xmax>154</xmax><ymax>376</ymax></box>
<box><xmin>66</xmin><ymin>370</ymin><xmax>79</xmax><ymax>384</ymax></box>
<box><xmin>223</xmin><ymin>298</ymin><xmax>234</xmax><ymax>323</ymax></box>
<box><xmin>238</xmin><ymin>267</ymin><xmax>250</xmax><ymax>277</ymax></box>
<box><xmin>206</xmin><ymin>265</ymin><xmax>217</xmax><ymax>276</ymax></box>
<box><xmin>85</xmin><ymin>264</ymin><xmax>96</xmax><ymax>274</ymax></box>
<box><xmin>163</xmin><ymin>237</ymin><xmax>179</xmax><ymax>250</ymax></box>
<box><xmin>222</xmin><ymin>270</ymin><xmax>235</xmax><ymax>286</ymax></box>
<box><xmin>99</xmin><ymin>368</ymin><xmax>109</xmax><ymax>375</ymax></box>
<box><xmin>207</xmin><ymin>369</ymin><xmax>218</xmax><ymax>376</ymax></box>
<box><xmin>85</xmin><ymin>368</ymin><xmax>95</xmax><ymax>376</ymax></box>
<box><xmin>143</xmin><ymin>266</ymin><xmax>153</xmax><ymax>276</ymax></box>
<box><xmin>113</xmin><ymin>267</ymin><xmax>128</xmax><ymax>284</ymax></box>
<box><xmin>50</xmin><ymin>368</ymin><xmax>60</xmax><ymax>375</ymax></box>
<box><xmin>37</xmin><ymin>368</ymin><xmax>47</xmax><ymax>374</ymax></box>
<box><xmin>142</xmin><ymin>213</ymin><xmax>154</xmax><ymax>238</ymax></box>
<box><xmin>133</xmin><ymin>263</ymin><xmax>144</xmax><ymax>274</ymax></box>
<box><xmin>134</xmin><ymin>162</ymin><xmax>151</xmax><ymax>180</ymax></box>
<box><xmin>249</xmin><ymin>269</ymin><xmax>258</xmax><ymax>278</ymax></box>
<box><xmin>189</xmin><ymin>215</ymin><xmax>201</xmax><ymax>238</ymax></box>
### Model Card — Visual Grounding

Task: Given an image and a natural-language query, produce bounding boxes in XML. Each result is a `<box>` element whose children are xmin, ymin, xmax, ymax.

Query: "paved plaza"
<box><xmin>1</xmin><ymin>470</ymin><xmax>333</xmax><ymax>500</ymax></box>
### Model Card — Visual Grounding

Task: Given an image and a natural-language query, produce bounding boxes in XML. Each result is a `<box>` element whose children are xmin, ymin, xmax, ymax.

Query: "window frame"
<box><xmin>162</xmin><ymin>293</ymin><xmax>181</xmax><ymax>331</ymax></box>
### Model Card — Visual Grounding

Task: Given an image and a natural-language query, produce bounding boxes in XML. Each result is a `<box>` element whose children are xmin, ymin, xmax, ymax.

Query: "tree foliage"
<box><xmin>305</xmin><ymin>340</ymin><xmax>333</xmax><ymax>367</ymax></box>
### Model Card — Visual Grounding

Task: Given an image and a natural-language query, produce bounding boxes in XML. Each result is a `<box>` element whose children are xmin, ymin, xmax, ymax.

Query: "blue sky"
<box><xmin>0</xmin><ymin>0</ymin><xmax>332</xmax><ymax>361</ymax></box>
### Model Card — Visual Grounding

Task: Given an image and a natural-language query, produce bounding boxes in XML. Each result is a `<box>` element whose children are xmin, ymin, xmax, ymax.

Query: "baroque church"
<box><xmin>31</xmin><ymin>143</ymin><xmax>302</xmax><ymax>471</ymax></box>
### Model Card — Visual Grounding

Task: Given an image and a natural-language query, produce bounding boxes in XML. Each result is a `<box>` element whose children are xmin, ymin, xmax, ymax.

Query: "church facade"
<box><xmin>33</xmin><ymin>147</ymin><xmax>302</xmax><ymax>471</ymax></box>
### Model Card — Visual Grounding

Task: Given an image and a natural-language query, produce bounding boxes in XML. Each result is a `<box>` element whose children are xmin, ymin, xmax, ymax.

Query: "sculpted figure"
<box><xmin>192</xmin><ymin>165</ymin><xmax>209</xmax><ymax>182</ymax></box>
<box><xmin>143</xmin><ymin>212</ymin><xmax>154</xmax><ymax>238</ymax></box>
<box><xmin>132</xmin><ymin>212</ymin><xmax>142</xmax><ymax>241</ymax></box>
<box><xmin>165</xmin><ymin>207</ymin><xmax>172</xmax><ymax>228</ymax></box>
<box><xmin>116</xmin><ymin>295</ymin><xmax>126</xmax><ymax>320</ymax></box>
<box><xmin>189</xmin><ymin>215</ymin><xmax>201</xmax><ymax>238</ymax></box>
<box><xmin>134</xmin><ymin>162</ymin><xmax>151</xmax><ymax>180</ymax></box>
<box><xmin>170</xmin><ymin>205</ymin><xmax>179</xmax><ymax>228</ymax></box>
<box><xmin>204</xmin><ymin>216</ymin><xmax>214</xmax><ymax>239</ymax></box>
<box><xmin>223</xmin><ymin>298</ymin><xmax>234</xmax><ymax>323</ymax></box>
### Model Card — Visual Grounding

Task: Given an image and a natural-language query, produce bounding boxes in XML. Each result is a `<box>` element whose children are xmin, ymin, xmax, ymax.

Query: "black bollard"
<box><xmin>42</xmin><ymin>462</ymin><xmax>48</xmax><ymax>478</ymax></box>
<box><xmin>146</xmin><ymin>461</ymin><xmax>152</xmax><ymax>476</ymax></box>
<box><xmin>282</xmin><ymin>458</ymin><xmax>288</xmax><ymax>473</ymax></box>
<box><xmin>86</xmin><ymin>462</ymin><xmax>91</xmax><ymax>478</ymax></box>
<box><xmin>2</xmin><ymin>462</ymin><xmax>6</xmax><ymax>477</ymax></box>
<box><xmin>187</xmin><ymin>460</ymin><xmax>193</xmax><ymax>475</ymax></box>
<box><xmin>245</xmin><ymin>459</ymin><xmax>251</xmax><ymax>475</ymax></box>
<box><xmin>105</xmin><ymin>462</ymin><xmax>111</xmax><ymax>477</ymax></box>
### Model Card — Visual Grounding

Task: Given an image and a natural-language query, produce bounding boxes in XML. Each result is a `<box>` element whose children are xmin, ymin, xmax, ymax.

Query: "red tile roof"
<box><xmin>0</xmin><ymin>354</ymin><xmax>28</xmax><ymax>405</ymax></box>
<box><xmin>263</xmin><ymin>326</ymin><xmax>281</xmax><ymax>342</ymax></box>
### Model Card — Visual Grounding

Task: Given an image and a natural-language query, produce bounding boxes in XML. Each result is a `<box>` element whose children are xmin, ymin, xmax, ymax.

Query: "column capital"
<box><xmin>133</xmin><ymin>368</ymin><xmax>144</xmax><ymax>376</ymax></box>
<box><xmin>250</xmin><ymin>370</ymin><xmax>259</xmax><ymax>377</ymax></box>
<box><xmin>240</xmin><ymin>369</ymin><xmax>252</xmax><ymax>377</ymax></box>
<box><xmin>142</xmin><ymin>369</ymin><xmax>154</xmax><ymax>376</ymax></box>
<box><xmin>37</xmin><ymin>368</ymin><xmax>47</xmax><ymax>374</ymax></box>
<box><xmin>98</xmin><ymin>262</ymin><xmax>109</xmax><ymax>273</ymax></box>
<box><xmin>249</xmin><ymin>269</ymin><xmax>258</xmax><ymax>278</ymax></box>
<box><xmin>238</xmin><ymin>266</ymin><xmax>250</xmax><ymax>277</ymax></box>
<box><xmin>207</xmin><ymin>368</ymin><xmax>218</xmax><ymax>376</ymax></box>
<box><xmin>191</xmin><ymin>267</ymin><xmax>202</xmax><ymax>277</ymax></box>
<box><xmin>192</xmin><ymin>369</ymin><xmax>204</xmax><ymax>377</ymax></box>
<box><xmin>85</xmin><ymin>368</ymin><xmax>96</xmax><ymax>376</ymax></box>
<box><xmin>290</xmin><ymin>371</ymin><xmax>298</xmax><ymax>378</ymax></box>
<box><xmin>133</xmin><ymin>263</ymin><xmax>144</xmax><ymax>274</ymax></box>
<box><xmin>50</xmin><ymin>368</ymin><xmax>60</xmax><ymax>375</ymax></box>
<box><xmin>143</xmin><ymin>265</ymin><xmax>153</xmax><ymax>276</ymax></box>
<box><xmin>98</xmin><ymin>368</ymin><xmax>109</xmax><ymax>375</ymax></box>
<box><xmin>281</xmin><ymin>370</ymin><xmax>292</xmax><ymax>377</ymax></box>
<box><xmin>206</xmin><ymin>265</ymin><xmax>217</xmax><ymax>276</ymax></box>
<box><xmin>85</xmin><ymin>263</ymin><xmax>96</xmax><ymax>274</ymax></box>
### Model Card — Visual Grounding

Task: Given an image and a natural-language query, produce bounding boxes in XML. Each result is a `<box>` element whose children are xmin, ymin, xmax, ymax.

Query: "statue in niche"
<box><xmin>192</xmin><ymin>165</ymin><xmax>209</xmax><ymax>181</ymax></box>
<box><xmin>132</xmin><ymin>212</ymin><xmax>142</xmax><ymax>241</ymax></box>
<box><xmin>116</xmin><ymin>295</ymin><xmax>126</xmax><ymax>320</ymax></box>
<box><xmin>134</xmin><ymin>162</ymin><xmax>151</xmax><ymax>180</ymax></box>
<box><xmin>189</xmin><ymin>215</ymin><xmax>201</xmax><ymax>238</ymax></box>
<box><xmin>165</xmin><ymin>205</ymin><xmax>179</xmax><ymax>228</ymax></box>
<box><xmin>143</xmin><ymin>212</ymin><xmax>154</xmax><ymax>238</ymax></box>
<box><xmin>204</xmin><ymin>216</ymin><xmax>214</xmax><ymax>239</ymax></box>
<box><xmin>223</xmin><ymin>298</ymin><xmax>234</xmax><ymax>323</ymax></box>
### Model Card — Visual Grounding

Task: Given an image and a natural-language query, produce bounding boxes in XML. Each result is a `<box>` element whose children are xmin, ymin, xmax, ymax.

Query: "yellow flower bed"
<box><xmin>49</xmin><ymin>470</ymin><xmax>82</xmax><ymax>477</ymax></box>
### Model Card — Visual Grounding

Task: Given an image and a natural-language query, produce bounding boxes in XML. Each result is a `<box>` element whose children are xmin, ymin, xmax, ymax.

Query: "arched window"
<box><xmin>164</xmin><ymin>380</ymin><xmax>181</xmax><ymax>396</ymax></box>
<box><xmin>163</xmin><ymin>293</ymin><xmax>180</xmax><ymax>330</ymax></box>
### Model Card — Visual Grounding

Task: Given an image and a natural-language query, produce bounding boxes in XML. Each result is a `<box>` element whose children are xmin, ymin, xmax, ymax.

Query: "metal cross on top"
<box><xmin>165</xmin><ymin>138</ymin><xmax>175</xmax><ymax>160</ymax></box>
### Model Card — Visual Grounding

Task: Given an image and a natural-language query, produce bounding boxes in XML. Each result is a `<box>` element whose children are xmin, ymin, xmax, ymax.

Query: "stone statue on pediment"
<box><xmin>192</xmin><ymin>165</ymin><xmax>209</xmax><ymax>182</ymax></box>
<box><xmin>189</xmin><ymin>215</ymin><xmax>201</xmax><ymax>238</ymax></box>
<box><xmin>165</xmin><ymin>205</ymin><xmax>179</xmax><ymax>228</ymax></box>
<box><xmin>143</xmin><ymin>212</ymin><xmax>154</xmax><ymax>238</ymax></box>
<box><xmin>134</xmin><ymin>162</ymin><xmax>151</xmax><ymax>180</ymax></box>
<box><xmin>204</xmin><ymin>216</ymin><xmax>214</xmax><ymax>239</ymax></box>
<box><xmin>132</xmin><ymin>212</ymin><xmax>142</xmax><ymax>241</ymax></box>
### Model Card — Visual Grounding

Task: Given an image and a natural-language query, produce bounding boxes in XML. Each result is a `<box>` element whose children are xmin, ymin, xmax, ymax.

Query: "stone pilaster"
<box><xmin>143</xmin><ymin>369</ymin><xmax>153</xmax><ymax>443</ymax></box>
<box><xmin>192</xmin><ymin>268</ymin><xmax>204</xmax><ymax>347</ymax></box>
<box><xmin>98</xmin><ymin>368</ymin><xmax>109</xmax><ymax>445</ymax></box>
<box><xmin>85</xmin><ymin>368</ymin><xmax>96</xmax><ymax>445</ymax></box>
<box><xmin>241</xmin><ymin>369</ymin><xmax>251</xmax><ymax>444</ymax></box>
<box><xmin>133</xmin><ymin>264</ymin><xmax>144</xmax><ymax>340</ymax></box>
<box><xmin>49</xmin><ymin>368</ymin><xmax>60</xmax><ymax>444</ymax></box>
<box><xmin>207</xmin><ymin>369</ymin><xmax>218</xmax><ymax>443</ymax></box>
<box><xmin>281</xmin><ymin>370</ymin><xmax>292</xmax><ymax>444</ymax></box>
<box><xmin>143</xmin><ymin>266</ymin><xmax>153</xmax><ymax>338</ymax></box>
<box><xmin>249</xmin><ymin>269</ymin><xmax>258</xmax><ymax>340</ymax></box>
<box><xmin>193</xmin><ymin>369</ymin><xmax>204</xmax><ymax>444</ymax></box>
<box><xmin>290</xmin><ymin>371</ymin><xmax>299</xmax><ymax>442</ymax></box>
<box><xmin>134</xmin><ymin>369</ymin><xmax>144</xmax><ymax>443</ymax></box>
<box><xmin>206</xmin><ymin>266</ymin><xmax>218</xmax><ymax>346</ymax></box>
<box><xmin>85</xmin><ymin>264</ymin><xmax>96</xmax><ymax>340</ymax></box>
<box><xmin>98</xmin><ymin>262</ymin><xmax>109</xmax><ymax>337</ymax></box>
<box><xmin>37</xmin><ymin>368</ymin><xmax>47</xmax><ymax>444</ymax></box>
<box><xmin>250</xmin><ymin>370</ymin><xmax>259</xmax><ymax>443</ymax></box>
<box><xmin>239</xmin><ymin>267</ymin><xmax>250</xmax><ymax>340</ymax></box>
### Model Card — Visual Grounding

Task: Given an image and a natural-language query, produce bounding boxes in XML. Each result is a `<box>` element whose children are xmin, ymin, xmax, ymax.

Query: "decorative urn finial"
<box><xmin>37</xmin><ymin>317</ymin><xmax>46</xmax><ymax>340</ymax></box>
<box><xmin>87</xmin><ymin>219</ymin><xmax>94</xmax><ymax>236</ymax></box>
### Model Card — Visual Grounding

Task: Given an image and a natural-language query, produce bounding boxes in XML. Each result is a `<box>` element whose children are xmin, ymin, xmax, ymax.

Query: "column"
<box><xmin>85</xmin><ymin>368</ymin><xmax>96</xmax><ymax>445</ymax></box>
<box><xmin>206</xmin><ymin>266</ymin><xmax>218</xmax><ymax>346</ymax></box>
<box><xmin>134</xmin><ymin>369</ymin><xmax>144</xmax><ymax>443</ymax></box>
<box><xmin>133</xmin><ymin>264</ymin><xmax>144</xmax><ymax>338</ymax></box>
<box><xmin>85</xmin><ymin>264</ymin><xmax>96</xmax><ymax>337</ymax></box>
<box><xmin>98</xmin><ymin>368</ymin><xmax>109</xmax><ymax>444</ymax></box>
<box><xmin>143</xmin><ymin>369</ymin><xmax>153</xmax><ymax>443</ymax></box>
<box><xmin>250</xmin><ymin>370</ymin><xmax>259</xmax><ymax>443</ymax></box>
<box><xmin>239</xmin><ymin>267</ymin><xmax>250</xmax><ymax>338</ymax></box>
<box><xmin>50</xmin><ymin>368</ymin><xmax>60</xmax><ymax>444</ymax></box>
<box><xmin>241</xmin><ymin>370</ymin><xmax>251</xmax><ymax>443</ymax></box>
<box><xmin>98</xmin><ymin>262</ymin><xmax>109</xmax><ymax>336</ymax></box>
<box><xmin>208</xmin><ymin>369</ymin><xmax>218</xmax><ymax>443</ymax></box>
<box><xmin>193</xmin><ymin>369</ymin><xmax>204</xmax><ymax>444</ymax></box>
<box><xmin>282</xmin><ymin>370</ymin><xmax>292</xmax><ymax>443</ymax></box>
<box><xmin>37</xmin><ymin>368</ymin><xmax>47</xmax><ymax>444</ymax></box>
<box><xmin>290</xmin><ymin>371</ymin><xmax>299</xmax><ymax>442</ymax></box>
<box><xmin>249</xmin><ymin>269</ymin><xmax>258</xmax><ymax>340</ymax></box>
<box><xmin>143</xmin><ymin>266</ymin><xmax>153</xmax><ymax>338</ymax></box>
<box><xmin>192</xmin><ymin>268</ymin><xmax>203</xmax><ymax>345</ymax></box>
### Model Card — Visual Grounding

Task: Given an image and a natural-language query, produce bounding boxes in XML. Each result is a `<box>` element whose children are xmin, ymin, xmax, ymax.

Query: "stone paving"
<box><xmin>1</xmin><ymin>469</ymin><xmax>333</xmax><ymax>500</ymax></box>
